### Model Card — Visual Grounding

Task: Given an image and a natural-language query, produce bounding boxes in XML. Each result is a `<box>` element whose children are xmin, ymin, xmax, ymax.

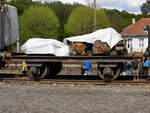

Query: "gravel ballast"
<box><xmin>0</xmin><ymin>84</ymin><xmax>150</xmax><ymax>113</ymax></box>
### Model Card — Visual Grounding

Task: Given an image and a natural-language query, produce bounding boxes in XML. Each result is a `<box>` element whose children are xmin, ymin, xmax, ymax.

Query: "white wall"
<box><xmin>126</xmin><ymin>37</ymin><xmax>148</xmax><ymax>53</ymax></box>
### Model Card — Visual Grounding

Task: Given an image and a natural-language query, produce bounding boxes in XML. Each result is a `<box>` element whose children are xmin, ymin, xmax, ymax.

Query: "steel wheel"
<box><xmin>28</xmin><ymin>65</ymin><xmax>48</xmax><ymax>80</ymax></box>
<box><xmin>47</xmin><ymin>62</ymin><xmax>62</xmax><ymax>76</ymax></box>
<box><xmin>98</xmin><ymin>64</ymin><xmax>122</xmax><ymax>82</ymax></box>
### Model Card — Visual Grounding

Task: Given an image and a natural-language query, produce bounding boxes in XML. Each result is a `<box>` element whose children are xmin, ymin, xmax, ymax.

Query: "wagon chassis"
<box><xmin>0</xmin><ymin>52</ymin><xmax>142</xmax><ymax>82</ymax></box>
<box><xmin>5</xmin><ymin>53</ymin><xmax>136</xmax><ymax>62</ymax></box>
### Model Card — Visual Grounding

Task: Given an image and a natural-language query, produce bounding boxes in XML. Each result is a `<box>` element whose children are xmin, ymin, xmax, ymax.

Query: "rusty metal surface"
<box><xmin>70</xmin><ymin>42</ymin><xmax>87</xmax><ymax>55</ymax></box>
<box><xmin>4</xmin><ymin>53</ymin><xmax>142</xmax><ymax>63</ymax></box>
<box><xmin>93</xmin><ymin>40</ymin><xmax>110</xmax><ymax>55</ymax></box>
<box><xmin>133</xmin><ymin>52</ymin><xmax>144</xmax><ymax>57</ymax></box>
<box><xmin>109</xmin><ymin>40</ymin><xmax>127</xmax><ymax>56</ymax></box>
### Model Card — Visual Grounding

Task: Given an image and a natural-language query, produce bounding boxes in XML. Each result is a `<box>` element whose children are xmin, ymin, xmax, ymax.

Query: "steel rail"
<box><xmin>0</xmin><ymin>78</ymin><xmax>150</xmax><ymax>85</ymax></box>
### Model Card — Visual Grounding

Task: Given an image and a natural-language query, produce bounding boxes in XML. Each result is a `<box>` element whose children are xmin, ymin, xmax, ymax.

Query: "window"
<box><xmin>127</xmin><ymin>39</ymin><xmax>132</xmax><ymax>48</ymax></box>
<box><xmin>139</xmin><ymin>38</ymin><xmax>144</xmax><ymax>52</ymax></box>
<box><xmin>139</xmin><ymin>38</ymin><xmax>144</xmax><ymax>47</ymax></box>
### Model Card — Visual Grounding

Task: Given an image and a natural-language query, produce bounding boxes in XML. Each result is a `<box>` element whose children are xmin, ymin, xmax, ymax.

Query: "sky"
<box><xmin>33</xmin><ymin>0</ymin><xmax>147</xmax><ymax>14</ymax></box>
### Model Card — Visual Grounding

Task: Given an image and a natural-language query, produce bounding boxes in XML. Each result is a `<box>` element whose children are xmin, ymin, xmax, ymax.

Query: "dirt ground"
<box><xmin>0</xmin><ymin>84</ymin><xmax>150</xmax><ymax>113</ymax></box>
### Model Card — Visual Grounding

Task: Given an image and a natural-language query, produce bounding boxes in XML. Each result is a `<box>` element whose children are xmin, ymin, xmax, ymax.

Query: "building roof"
<box><xmin>120</xmin><ymin>18</ymin><xmax>150</xmax><ymax>35</ymax></box>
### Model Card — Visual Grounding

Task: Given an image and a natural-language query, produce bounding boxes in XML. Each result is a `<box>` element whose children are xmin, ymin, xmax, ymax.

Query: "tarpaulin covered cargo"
<box><xmin>21</xmin><ymin>38</ymin><xmax>70</xmax><ymax>56</ymax></box>
<box><xmin>63</xmin><ymin>28</ymin><xmax>122</xmax><ymax>49</ymax></box>
<box><xmin>0</xmin><ymin>4</ymin><xmax>19</xmax><ymax>50</ymax></box>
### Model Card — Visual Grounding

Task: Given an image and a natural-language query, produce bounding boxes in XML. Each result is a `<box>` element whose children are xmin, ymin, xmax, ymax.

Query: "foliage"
<box><xmin>105</xmin><ymin>9</ymin><xmax>123</xmax><ymax>32</ymax></box>
<box><xmin>96</xmin><ymin>9</ymin><xmax>111</xmax><ymax>29</ymax></box>
<box><xmin>141</xmin><ymin>0</ymin><xmax>150</xmax><ymax>15</ymax></box>
<box><xmin>65</xmin><ymin>6</ymin><xmax>110</xmax><ymax>36</ymax></box>
<box><xmin>119</xmin><ymin>10</ymin><xmax>135</xmax><ymax>31</ymax></box>
<box><xmin>7</xmin><ymin>0</ymin><xmax>32</xmax><ymax>15</ymax></box>
<box><xmin>19</xmin><ymin>5</ymin><xmax>59</xmax><ymax>45</ymax></box>
<box><xmin>46</xmin><ymin>1</ymin><xmax>81</xmax><ymax>40</ymax></box>
<box><xmin>1</xmin><ymin>0</ymin><xmax>6</xmax><ymax>3</ymax></box>
<box><xmin>47</xmin><ymin>2</ymin><xmax>81</xmax><ymax>25</ymax></box>
<box><xmin>105</xmin><ymin>9</ymin><xmax>145</xmax><ymax>32</ymax></box>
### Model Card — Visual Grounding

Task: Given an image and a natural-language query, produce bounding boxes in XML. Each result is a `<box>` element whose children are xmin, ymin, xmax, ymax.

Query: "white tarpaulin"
<box><xmin>63</xmin><ymin>28</ymin><xmax>122</xmax><ymax>48</ymax></box>
<box><xmin>21</xmin><ymin>38</ymin><xmax>70</xmax><ymax>56</ymax></box>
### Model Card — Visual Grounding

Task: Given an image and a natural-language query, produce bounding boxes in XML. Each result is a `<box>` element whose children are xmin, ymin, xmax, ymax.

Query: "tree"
<box><xmin>8</xmin><ymin>0</ymin><xmax>33</xmax><ymax>15</ymax></box>
<box><xmin>46</xmin><ymin>1</ymin><xmax>81</xmax><ymax>40</ymax></box>
<box><xmin>1</xmin><ymin>0</ymin><xmax>6</xmax><ymax>3</ymax></box>
<box><xmin>141</xmin><ymin>0</ymin><xmax>150</xmax><ymax>15</ymax></box>
<box><xmin>105</xmin><ymin>9</ymin><xmax>140</xmax><ymax>32</ymax></box>
<box><xmin>96</xmin><ymin>9</ymin><xmax>111</xmax><ymax>29</ymax></box>
<box><xmin>19</xmin><ymin>5</ymin><xmax>59</xmax><ymax>45</ymax></box>
<box><xmin>105</xmin><ymin>9</ymin><xmax>123</xmax><ymax>32</ymax></box>
<box><xmin>65</xmin><ymin>6</ymin><xmax>110</xmax><ymax>36</ymax></box>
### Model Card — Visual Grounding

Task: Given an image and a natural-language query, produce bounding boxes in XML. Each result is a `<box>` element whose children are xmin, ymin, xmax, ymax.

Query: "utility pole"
<box><xmin>93</xmin><ymin>0</ymin><xmax>96</xmax><ymax>31</ymax></box>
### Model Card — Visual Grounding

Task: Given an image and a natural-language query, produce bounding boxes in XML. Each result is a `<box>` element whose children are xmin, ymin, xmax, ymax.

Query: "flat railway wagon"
<box><xmin>0</xmin><ymin>52</ymin><xmax>142</xmax><ymax>82</ymax></box>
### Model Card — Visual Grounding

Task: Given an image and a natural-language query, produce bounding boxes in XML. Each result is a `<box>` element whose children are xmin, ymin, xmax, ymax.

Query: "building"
<box><xmin>120</xmin><ymin>18</ymin><xmax>150</xmax><ymax>53</ymax></box>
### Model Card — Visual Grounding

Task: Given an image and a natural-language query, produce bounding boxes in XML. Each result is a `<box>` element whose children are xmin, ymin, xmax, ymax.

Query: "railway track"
<box><xmin>0</xmin><ymin>77</ymin><xmax>150</xmax><ymax>85</ymax></box>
